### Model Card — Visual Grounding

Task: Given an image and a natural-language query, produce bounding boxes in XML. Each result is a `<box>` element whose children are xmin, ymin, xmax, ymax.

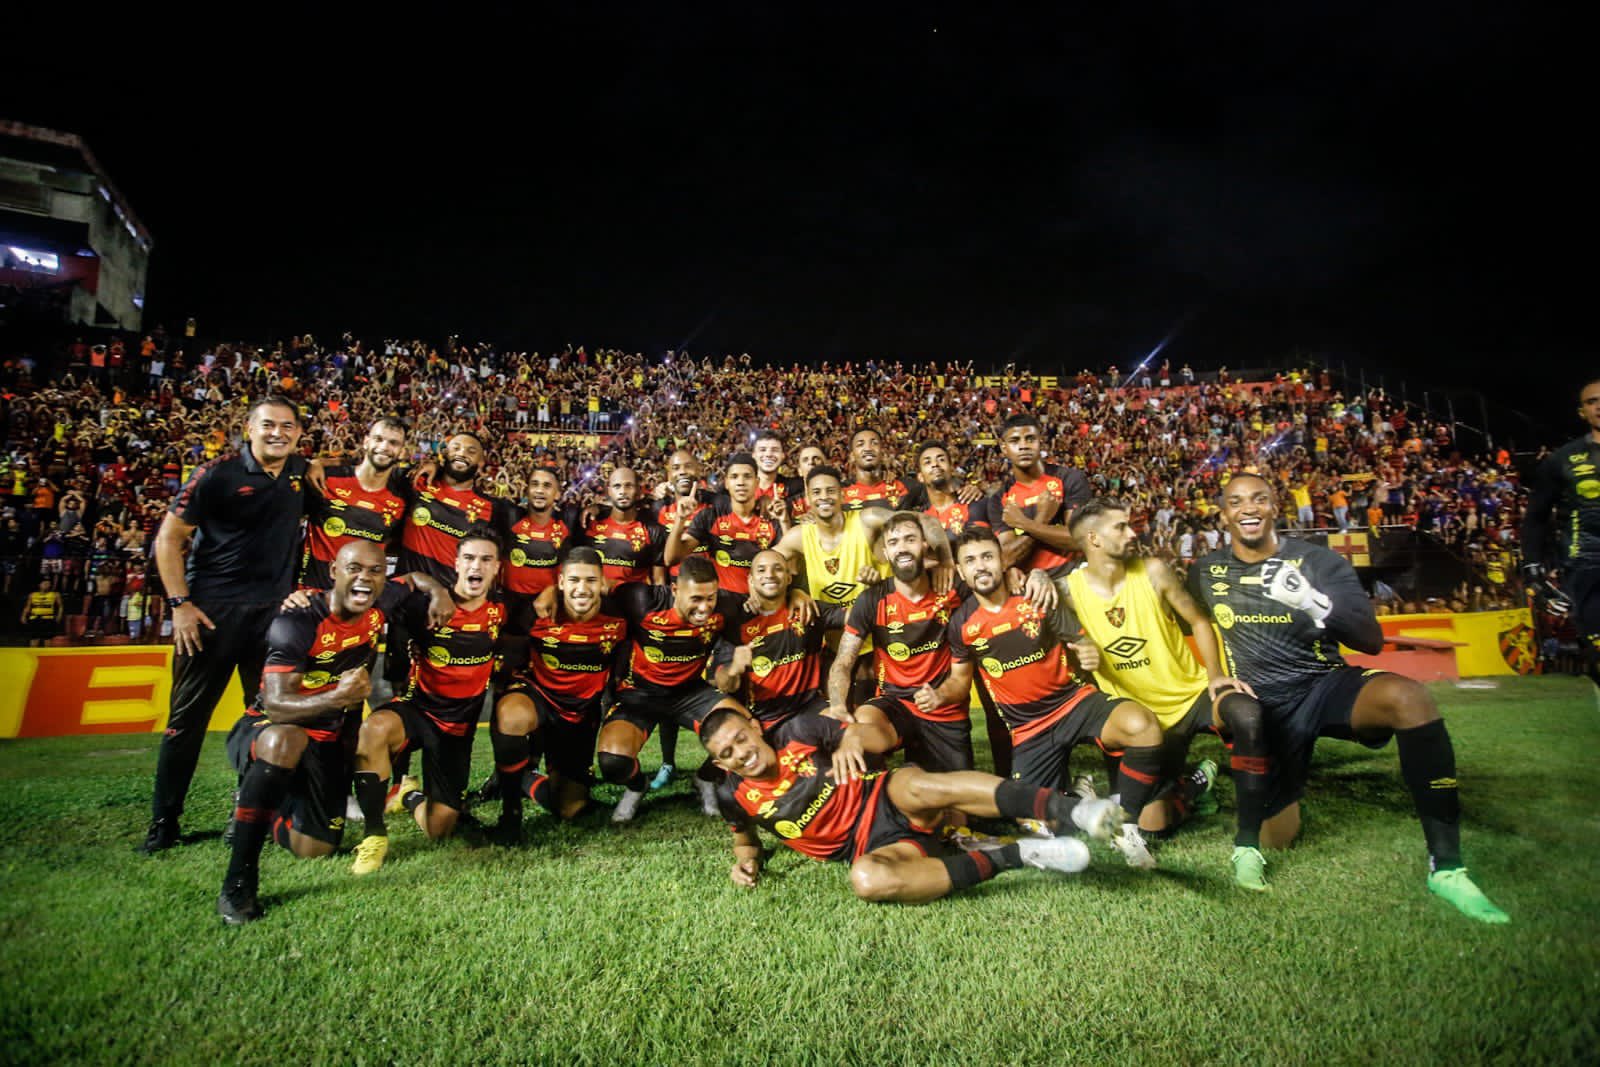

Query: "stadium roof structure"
<box><xmin>0</xmin><ymin>119</ymin><xmax>152</xmax><ymax>250</ymax></box>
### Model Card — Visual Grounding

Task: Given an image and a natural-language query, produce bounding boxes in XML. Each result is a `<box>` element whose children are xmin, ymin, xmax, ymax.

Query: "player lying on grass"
<box><xmin>699</xmin><ymin>705</ymin><xmax>1124</xmax><ymax>903</ymax></box>
<box><xmin>1187</xmin><ymin>473</ymin><xmax>1508</xmax><ymax>922</ymax></box>
<box><xmin>217</xmin><ymin>541</ymin><xmax>450</xmax><ymax>923</ymax></box>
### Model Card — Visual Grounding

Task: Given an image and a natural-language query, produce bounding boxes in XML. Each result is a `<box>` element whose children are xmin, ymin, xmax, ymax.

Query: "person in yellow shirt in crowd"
<box><xmin>22</xmin><ymin>577</ymin><xmax>65</xmax><ymax>647</ymax></box>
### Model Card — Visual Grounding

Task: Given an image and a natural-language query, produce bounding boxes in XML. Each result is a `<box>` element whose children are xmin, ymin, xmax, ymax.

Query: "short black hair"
<box><xmin>884</xmin><ymin>510</ymin><xmax>924</xmax><ymax>539</ymax></box>
<box><xmin>458</xmin><ymin>522</ymin><xmax>503</xmax><ymax>557</ymax></box>
<box><xmin>699</xmin><ymin>706</ymin><xmax>753</xmax><ymax>752</ymax></box>
<box><xmin>999</xmin><ymin>413</ymin><xmax>1042</xmax><ymax>437</ymax></box>
<box><xmin>368</xmin><ymin>416</ymin><xmax>408</xmax><ymax>437</ymax></box>
<box><xmin>753</xmin><ymin>430</ymin><xmax>786</xmax><ymax>449</ymax></box>
<box><xmin>451</xmin><ymin>430</ymin><xmax>488</xmax><ymax>452</ymax></box>
<box><xmin>1068</xmin><ymin>497</ymin><xmax>1127</xmax><ymax>537</ymax></box>
<box><xmin>247</xmin><ymin>394</ymin><xmax>300</xmax><ymax>426</ymax></box>
<box><xmin>561</xmin><ymin>545</ymin><xmax>603</xmax><ymax>570</ymax></box>
<box><xmin>953</xmin><ymin>526</ymin><xmax>1002</xmax><ymax>557</ymax></box>
<box><xmin>677</xmin><ymin>555</ymin><xmax>719</xmax><ymax>585</ymax></box>
<box><xmin>726</xmin><ymin>452</ymin><xmax>757</xmax><ymax>473</ymax></box>
<box><xmin>914</xmin><ymin>440</ymin><xmax>950</xmax><ymax>469</ymax></box>
<box><xmin>806</xmin><ymin>464</ymin><xmax>843</xmax><ymax>487</ymax></box>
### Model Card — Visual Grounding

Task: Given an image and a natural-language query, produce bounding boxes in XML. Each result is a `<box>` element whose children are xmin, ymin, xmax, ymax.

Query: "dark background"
<box><xmin>6</xmin><ymin>5</ymin><xmax>1590</xmax><ymax>444</ymax></box>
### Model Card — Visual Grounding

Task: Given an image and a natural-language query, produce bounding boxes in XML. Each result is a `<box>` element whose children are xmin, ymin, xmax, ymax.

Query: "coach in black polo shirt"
<box><xmin>142</xmin><ymin>395</ymin><xmax>311</xmax><ymax>853</ymax></box>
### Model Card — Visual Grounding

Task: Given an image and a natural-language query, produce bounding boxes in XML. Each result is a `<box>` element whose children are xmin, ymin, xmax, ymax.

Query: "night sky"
<box><xmin>7</xmin><ymin>6</ymin><xmax>1590</xmax><ymax>442</ymax></box>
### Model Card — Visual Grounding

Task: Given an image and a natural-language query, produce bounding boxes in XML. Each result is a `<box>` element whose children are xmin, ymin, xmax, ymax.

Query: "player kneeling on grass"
<box><xmin>218</xmin><ymin>541</ymin><xmax>450</xmax><ymax>923</ymax></box>
<box><xmin>1188</xmin><ymin>473</ymin><xmax>1508</xmax><ymax>922</ymax></box>
<box><xmin>349</xmin><ymin>527</ymin><xmax>506</xmax><ymax>874</ymax></box>
<box><xmin>488</xmin><ymin>547</ymin><xmax>628</xmax><ymax>840</ymax></box>
<box><xmin>700</xmin><ymin>705</ymin><xmax>1124</xmax><ymax>903</ymax></box>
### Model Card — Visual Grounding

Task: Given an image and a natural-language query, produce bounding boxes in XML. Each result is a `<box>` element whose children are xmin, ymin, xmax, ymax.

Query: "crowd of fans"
<box><xmin>0</xmin><ymin>326</ymin><xmax>1539</xmax><ymax>649</ymax></box>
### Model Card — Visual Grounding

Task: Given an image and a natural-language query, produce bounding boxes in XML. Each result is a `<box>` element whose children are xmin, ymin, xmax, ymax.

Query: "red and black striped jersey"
<box><xmin>752</xmin><ymin>475</ymin><xmax>806</xmax><ymax>518</ymax></box>
<box><xmin>524</xmin><ymin>612</ymin><xmax>628</xmax><ymax>718</ymax></box>
<box><xmin>611</xmin><ymin>583</ymin><xmax>742</xmax><ymax>690</ymax></box>
<box><xmin>686</xmin><ymin>503</ymin><xmax>780</xmax><ymax>594</ymax></box>
<box><xmin>843</xmin><ymin>477</ymin><xmax>913</xmax><ymax>513</ymax></box>
<box><xmin>726</xmin><ymin>603</ymin><xmax>844</xmax><ymax>726</ymax></box>
<box><xmin>947</xmin><ymin>595</ymin><xmax>1089</xmax><ymax>742</ymax></box>
<box><xmin>504</xmin><ymin>508</ymin><xmax>579</xmax><ymax>596</ymax></box>
<box><xmin>399</xmin><ymin>595</ymin><xmax>506</xmax><ymax>731</ymax></box>
<box><xmin>844</xmin><ymin>580</ymin><xmax>966</xmax><ymax>720</ymax></box>
<box><xmin>396</xmin><ymin>480</ymin><xmax>517</xmax><ymax>584</ymax></box>
<box><xmin>924</xmin><ymin>498</ymin><xmax>991</xmax><ymax>539</ymax></box>
<box><xmin>584</xmin><ymin>514</ymin><xmax>666</xmax><ymax>587</ymax></box>
<box><xmin>987</xmin><ymin>465</ymin><xmax>1091</xmax><ymax>577</ymax></box>
<box><xmin>715</xmin><ymin>714</ymin><xmax>882</xmax><ymax>862</ymax></box>
<box><xmin>300</xmin><ymin>465</ymin><xmax>409</xmax><ymax>589</ymax></box>
<box><xmin>258</xmin><ymin>582</ymin><xmax>412</xmax><ymax>735</ymax></box>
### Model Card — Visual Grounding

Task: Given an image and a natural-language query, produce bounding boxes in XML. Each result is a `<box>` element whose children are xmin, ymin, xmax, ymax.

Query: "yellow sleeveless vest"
<box><xmin>1066</xmin><ymin>558</ymin><xmax>1207</xmax><ymax>729</ymax></box>
<box><xmin>800</xmin><ymin>513</ymin><xmax>886</xmax><ymax>606</ymax></box>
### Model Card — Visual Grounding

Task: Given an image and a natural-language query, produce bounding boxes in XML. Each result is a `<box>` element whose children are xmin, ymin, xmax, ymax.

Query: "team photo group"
<box><xmin>143</xmin><ymin>392</ymin><xmax>1521</xmax><ymax>928</ymax></box>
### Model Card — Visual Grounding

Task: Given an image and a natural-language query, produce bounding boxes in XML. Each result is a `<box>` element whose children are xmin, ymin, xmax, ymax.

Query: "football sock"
<box><xmin>521</xmin><ymin>771</ymin><xmax>556</xmax><ymax>813</ymax></box>
<box><xmin>1219</xmin><ymin>693</ymin><xmax>1270</xmax><ymax>849</ymax></box>
<box><xmin>492</xmin><ymin>729</ymin><xmax>538</xmax><ymax>821</ymax></box>
<box><xmin>943</xmin><ymin>844</ymin><xmax>1023</xmax><ymax>890</ymax></box>
<box><xmin>402</xmin><ymin>789</ymin><xmax>427</xmax><ymax>814</ymax></box>
<box><xmin>353</xmin><ymin>771</ymin><xmax>388</xmax><ymax>837</ymax></box>
<box><xmin>994</xmin><ymin>778</ymin><xmax>1058</xmax><ymax>823</ymax></box>
<box><xmin>391</xmin><ymin>748</ymin><xmax>414</xmax><ymax>785</ymax></box>
<box><xmin>1115</xmin><ymin>746</ymin><xmax>1164</xmax><ymax>820</ymax></box>
<box><xmin>1395</xmin><ymin>718</ymin><xmax>1462</xmax><ymax>871</ymax></box>
<box><xmin>598</xmin><ymin>752</ymin><xmax>648</xmax><ymax>792</ymax></box>
<box><xmin>658</xmin><ymin>724</ymin><xmax>679</xmax><ymax>767</ymax></box>
<box><xmin>225</xmin><ymin>761</ymin><xmax>291</xmax><ymax>885</ymax></box>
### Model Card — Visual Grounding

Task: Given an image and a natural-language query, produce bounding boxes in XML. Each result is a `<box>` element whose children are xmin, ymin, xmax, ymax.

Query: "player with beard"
<box><xmin>1522</xmin><ymin>377</ymin><xmax>1600</xmax><ymax>689</ymax></box>
<box><xmin>665</xmin><ymin>453</ymin><xmax>783</xmax><ymax>595</ymax></box>
<box><xmin>595</xmin><ymin>556</ymin><xmax>753</xmax><ymax>822</ymax></box>
<box><xmin>504</xmin><ymin>465</ymin><xmax>580</xmax><ymax>602</ymax></box>
<box><xmin>715</xmin><ymin>550</ymin><xmax>845</xmax><ymax>729</ymax></box>
<box><xmin>348</xmin><ymin>528</ymin><xmax>507</xmax><ymax>873</ymax></box>
<box><xmin>914</xmin><ymin>440</ymin><xmax>1010</xmax><ymax>776</ymax></box>
<box><xmin>940</xmin><ymin>528</ymin><xmax>1168</xmax><ymax>867</ymax></box>
<box><xmin>787</xmin><ymin>444</ymin><xmax>829</xmax><ymax>521</ymax></box>
<box><xmin>1187</xmin><ymin>473</ymin><xmax>1507</xmax><ymax>921</ymax></box>
<box><xmin>701</xmin><ymin>706</ymin><xmax>1121</xmax><ymax>902</ymax></box>
<box><xmin>648</xmin><ymin>448</ymin><xmax>717</xmax><ymax>788</ymax></box>
<box><xmin>1061</xmin><ymin>501</ymin><xmax>1258</xmax><ymax>868</ymax></box>
<box><xmin>827</xmin><ymin>512</ymin><xmax>977</xmax><ymax>772</ymax></box>
<box><xmin>217</xmin><ymin>541</ymin><xmax>450</xmax><ymax>922</ymax></box>
<box><xmin>299</xmin><ymin>417</ymin><xmax>411</xmax><ymax>590</ymax></box>
<box><xmin>585</xmin><ymin>466</ymin><xmax>666</xmax><ymax>589</ymax></box>
<box><xmin>489</xmin><ymin>548</ymin><xmax>626</xmax><ymax>839</ymax></box>
<box><xmin>384</xmin><ymin>431</ymin><xmax>517</xmax><ymax>798</ymax></box>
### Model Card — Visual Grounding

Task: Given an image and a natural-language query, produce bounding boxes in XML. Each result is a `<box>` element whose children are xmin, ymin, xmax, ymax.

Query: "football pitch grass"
<box><xmin>1</xmin><ymin>677</ymin><xmax>1597</xmax><ymax>1065</ymax></box>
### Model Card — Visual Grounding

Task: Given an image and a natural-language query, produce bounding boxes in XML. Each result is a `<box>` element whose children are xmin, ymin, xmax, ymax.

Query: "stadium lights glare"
<box><xmin>6</xmin><ymin>246</ymin><xmax>59</xmax><ymax>272</ymax></box>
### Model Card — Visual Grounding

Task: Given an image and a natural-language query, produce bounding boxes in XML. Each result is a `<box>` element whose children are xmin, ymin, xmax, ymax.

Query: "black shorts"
<box><xmin>1009</xmin><ymin>689</ymin><xmax>1122</xmax><ymax>791</ymax></box>
<box><xmin>385</xmin><ymin>701</ymin><xmax>477</xmax><ymax>811</ymax></box>
<box><xmin>225</xmin><ymin>712</ymin><xmax>353</xmax><ymax>847</ymax></box>
<box><xmin>1263</xmin><ymin>666</ymin><xmax>1388</xmax><ymax>818</ymax></box>
<box><xmin>868</xmin><ymin>695</ymin><xmax>974</xmax><ymax>773</ymax></box>
<box><xmin>752</xmin><ymin>692</ymin><xmax>827</xmax><ymax>733</ymax></box>
<box><xmin>1564</xmin><ymin>564</ymin><xmax>1600</xmax><ymax>647</ymax></box>
<box><xmin>497</xmin><ymin>681</ymin><xmax>601</xmax><ymax>783</ymax></box>
<box><xmin>850</xmin><ymin>771</ymin><xmax>951</xmax><ymax>861</ymax></box>
<box><xmin>1157</xmin><ymin>690</ymin><xmax>1219</xmax><ymax>779</ymax></box>
<box><xmin>605</xmin><ymin>680</ymin><xmax>731</xmax><ymax>736</ymax></box>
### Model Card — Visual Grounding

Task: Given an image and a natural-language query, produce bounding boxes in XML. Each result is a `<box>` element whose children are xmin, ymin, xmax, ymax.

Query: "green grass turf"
<box><xmin>1</xmin><ymin>677</ymin><xmax>1597</xmax><ymax>1065</ymax></box>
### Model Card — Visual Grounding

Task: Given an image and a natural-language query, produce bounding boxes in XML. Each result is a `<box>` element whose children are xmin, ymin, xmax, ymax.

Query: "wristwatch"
<box><xmin>166</xmin><ymin>595</ymin><xmax>190</xmax><ymax>609</ymax></box>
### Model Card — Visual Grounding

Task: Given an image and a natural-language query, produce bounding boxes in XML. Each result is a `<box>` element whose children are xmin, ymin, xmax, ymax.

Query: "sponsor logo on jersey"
<box><xmin>427</xmin><ymin>645</ymin><xmax>451</xmax><ymax>666</ymax></box>
<box><xmin>1214</xmin><ymin>604</ymin><xmax>1292</xmax><ymax>629</ymax></box>
<box><xmin>1577</xmin><ymin>479</ymin><xmax>1600</xmax><ymax>500</ymax></box>
<box><xmin>412</xmin><ymin>506</ymin><xmax>432</xmax><ymax>526</ymax></box>
<box><xmin>510</xmin><ymin>547</ymin><xmax>528</xmax><ymax>567</ymax></box>
<box><xmin>1211</xmin><ymin>582</ymin><xmax>1229</xmax><ymax>595</ymax></box>
<box><xmin>323</xmin><ymin>515</ymin><xmax>347</xmax><ymax>537</ymax></box>
<box><xmin>1209</xmin><ymin>564</ymin><xmax>1228</xmax><ymax>577</ymax></box>
<box><xmin>302</xmin><ymin>670</ymin><xmax>332</xmax><ymax>690</ymax></box>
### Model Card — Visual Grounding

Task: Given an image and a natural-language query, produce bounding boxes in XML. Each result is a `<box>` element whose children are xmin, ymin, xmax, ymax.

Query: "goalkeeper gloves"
<box><xmin>1261</xmin><ymin>558</ymin><xmax>1332</xmax><ymax>628</ymax></box>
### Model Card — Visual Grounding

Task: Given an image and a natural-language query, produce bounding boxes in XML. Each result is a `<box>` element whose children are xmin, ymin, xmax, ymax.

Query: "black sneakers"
<box><xmin>217</xmin><ymin>879</ymin><xmax>264</xmax><ymax>925</ymax></box>
<box><xmin>138</xmin><ymin>818</ymin><xmax>180</xmax><ymax>854</ymax></box>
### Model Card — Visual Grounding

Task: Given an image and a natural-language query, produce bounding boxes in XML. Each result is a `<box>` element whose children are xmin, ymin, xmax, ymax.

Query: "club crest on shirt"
<box><xmin>1105</xmin><ymin>606</ymin><xmax>1125</xmax><ymax>628</ymax></box>
<box><xmin>824</xmin><ymin>557</ymin><xmax>840</xmax><ymax>574</ymax></box>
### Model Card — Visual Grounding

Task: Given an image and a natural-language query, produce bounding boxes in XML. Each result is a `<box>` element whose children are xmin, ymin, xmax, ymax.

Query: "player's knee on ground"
<box><xmin>289</xmin><ymin>835</ymin><xmax>337</xmax><ymax>859</ymax></box>
<box><xmin>254</xmin><ymin>724</ymin><xmax>308</xmax><ymax>767</ymax></box>
<box><xmin>494</xmin><ymin>694</ymin><xmax>537</xmax><ymax>736</ymax></box>
<box><xmin>1360</xmin><ymin>674</ymin><xmax>1439</xmax><ymax>732</ymax></box>
<box><xmin>597</xmin><ymin>751</ymin><xmax>639</xmax><ymax>785</ymax></box>
<box><xmin>418</xmin><ymin>803</ymin><xmax>459</xmax><ymax>839</ymax></box>
<box><xmin>849</xmin><ymin>854</ymin><xmax>908</xmax><ymax>902</ymax></box>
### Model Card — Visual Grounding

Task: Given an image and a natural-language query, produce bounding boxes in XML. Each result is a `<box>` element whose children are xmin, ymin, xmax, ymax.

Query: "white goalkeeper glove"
<box><xmin>1260</xmin><ymin>558</ymin><xmax>1332</xmax><ymax>628</ymax></box>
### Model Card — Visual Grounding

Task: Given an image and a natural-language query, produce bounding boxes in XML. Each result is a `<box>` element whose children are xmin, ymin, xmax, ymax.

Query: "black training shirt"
<box><xmin>170</xmin><ymin>445</ymin><xmax>310</xmax><ymax>603</ymax></box>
